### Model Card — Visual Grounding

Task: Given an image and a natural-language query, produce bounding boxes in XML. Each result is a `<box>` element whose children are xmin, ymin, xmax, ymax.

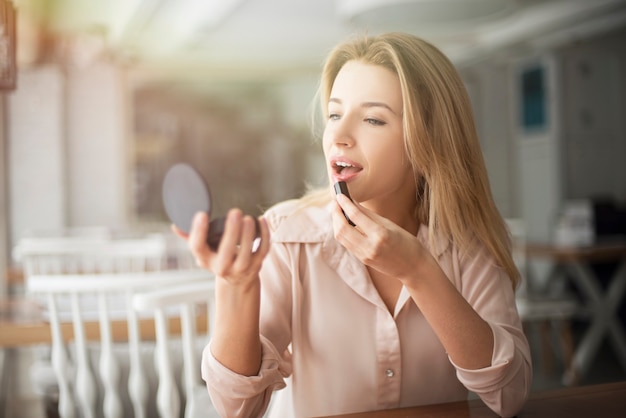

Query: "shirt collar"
<box><xmin>267</xmin><ymin>200</ymin><xmax>449</xmax><ymax>257</ymax></box>
<box><xmin>268</xmin><ymin>201</ymin><xmax>331</xmax><ymax>244</ymax></box>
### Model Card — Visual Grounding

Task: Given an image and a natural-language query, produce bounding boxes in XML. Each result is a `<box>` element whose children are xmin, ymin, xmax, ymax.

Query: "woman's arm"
<box><xmin>402</xmin><ymin>255</ymin><xmax>494</xmax><ymax>369</ymax></box>
<box><xmin>184</xmin><ymin>209</ymin><xmax>271</xmax><ymax>375</ymax></box>
<box><xmin>198</xmin><ymin>218</ymin><xmax>295</xmax><ymax>418</ymax></box>
<box><xmin>332</xmin><ymin>195</ymin><xmax>493</xmax><ymax>368</ymax></box>
<box><xmin>334</xmin><ymin>195</ymin><xmax>531</xmax><ymax>417</ymax></box>
<box><xmin>211</xmin><ymin>277</ymin><xmax>263</xmax><ymax>375</ymax></box>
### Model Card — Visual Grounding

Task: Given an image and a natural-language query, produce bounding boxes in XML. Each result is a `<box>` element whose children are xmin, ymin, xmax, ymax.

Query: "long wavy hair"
<box><xmin>298</xmin><ymin>32</ymin><xmax>519</xmax><ymax>289</ymax></box>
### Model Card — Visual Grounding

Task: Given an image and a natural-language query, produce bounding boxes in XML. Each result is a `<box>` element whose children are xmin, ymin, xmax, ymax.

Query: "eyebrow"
<box><xmin>328</xmin><ymin>98</ymin><xmax>399</xmax><ymax>115</ymax></box>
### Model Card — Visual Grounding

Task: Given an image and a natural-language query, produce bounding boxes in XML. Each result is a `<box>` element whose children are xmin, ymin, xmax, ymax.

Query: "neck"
<box><xmin>362</xmin><ymin>196</ymin><xmax>419</xmax><ymax>236</ymax></box>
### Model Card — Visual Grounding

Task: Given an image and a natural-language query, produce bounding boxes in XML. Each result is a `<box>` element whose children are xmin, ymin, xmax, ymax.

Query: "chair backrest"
<box><xmin>133</xmin><ymin>279</ymin><xmax>217</xmax><ymax>418</ymax></box>
<box><xmin>13</xmin><ymin>235</ymin><xmax>169</xmax><ymax>277</ymax></box>
<box><xmin>26</xmin><ymin>269</ymin><xmax>212</xmax><ymax>418</ymax></box>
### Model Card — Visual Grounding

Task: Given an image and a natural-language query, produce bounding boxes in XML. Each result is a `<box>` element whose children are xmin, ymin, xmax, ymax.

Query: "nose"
<box><xmin>327</xmin><ymin>115</ymin><xmax>355</xmax><ymax>148</ymax></box>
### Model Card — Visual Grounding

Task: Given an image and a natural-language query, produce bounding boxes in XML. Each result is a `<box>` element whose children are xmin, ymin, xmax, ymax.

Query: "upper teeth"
<box><xmin>336</xmin><ymin>162</ymin><xmax>353</xmax><ymax>167</ymax></box>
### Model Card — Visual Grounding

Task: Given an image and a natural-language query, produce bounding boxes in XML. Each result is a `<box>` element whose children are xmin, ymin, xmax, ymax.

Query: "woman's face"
<box><xmin>323</xmin><ymin>60</ymin><xmax>415</xmax><ymax>211</ymax></box>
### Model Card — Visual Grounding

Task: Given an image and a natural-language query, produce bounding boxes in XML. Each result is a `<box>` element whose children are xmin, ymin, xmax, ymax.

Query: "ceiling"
<box><xmin>14</xmin><ymin>0</ymin><xmax>626</xmax><ymax>83</ymax></box>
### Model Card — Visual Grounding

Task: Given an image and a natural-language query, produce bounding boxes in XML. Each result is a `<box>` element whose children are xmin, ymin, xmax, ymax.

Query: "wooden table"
<box><xmin>524</xmin><ymin>241</ymin><xmax>626</xmax><ymax>384</ymax></box>
<box><xmin>318</xmin><ymin>380</ymin><xmax>626</xmax><ymax>417</ymax></box>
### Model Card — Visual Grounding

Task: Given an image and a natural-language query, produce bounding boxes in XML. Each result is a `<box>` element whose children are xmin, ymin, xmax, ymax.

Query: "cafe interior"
<box><xmin>1</xmin><ymin>0</ymin><xmax>626</xmax><ymax>417</ymax></box>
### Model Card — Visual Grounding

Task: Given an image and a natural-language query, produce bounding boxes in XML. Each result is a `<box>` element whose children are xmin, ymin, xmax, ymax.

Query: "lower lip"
<box><xmin>332</xmin><ymin>170</ymin><xmax>360</xmax><ymax>183</ymax></box>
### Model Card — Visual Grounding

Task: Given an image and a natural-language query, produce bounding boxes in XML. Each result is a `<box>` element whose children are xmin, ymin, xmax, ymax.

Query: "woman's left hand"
<box><xmin>332</xmin><ymin>194</ymin><xmax>430</xmax><ymax>281</ymax></box>
<box><xmin>334</xmin><ymin>195</ymin><xmax>496</xmax><ymax>371</ymax></box>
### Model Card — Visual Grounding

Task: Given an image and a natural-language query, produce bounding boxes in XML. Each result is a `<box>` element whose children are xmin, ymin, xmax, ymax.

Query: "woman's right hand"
<box><xmin>172</xmin><ymin>208</ymin><xmax>271</xmax><ymax>288</ymax></box>
<box><xmin>173</xmin><ymin>209</ymin><xmax>269</xmax><ymax>376</ymax></box>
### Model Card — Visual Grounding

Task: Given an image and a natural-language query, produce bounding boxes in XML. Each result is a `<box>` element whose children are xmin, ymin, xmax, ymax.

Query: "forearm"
<box><xmin>405</xmin><ymin>256</ymin><xmax>494</xmax><ymax>370</ymax></box>
<box><xmin>210</xmin><ymin>277</ymin><xmax>263</xmax><ymax>376</ymax></box>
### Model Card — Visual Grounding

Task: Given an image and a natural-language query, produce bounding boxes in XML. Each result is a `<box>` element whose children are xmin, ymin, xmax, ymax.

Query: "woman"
<box><xmin>179</xmin><ymin>32</ymin><xmax>532</xmax><ymax>418</ymax></box>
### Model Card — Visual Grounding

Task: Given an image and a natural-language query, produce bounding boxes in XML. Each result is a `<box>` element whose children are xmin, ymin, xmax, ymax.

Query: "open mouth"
<box><xmin>332</xmin><ymin>159</ymin><xmax>363</xmax><ymax>178</ymax></box>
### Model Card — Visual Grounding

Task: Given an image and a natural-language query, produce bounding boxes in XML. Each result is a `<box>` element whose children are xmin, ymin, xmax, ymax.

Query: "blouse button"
<box><xmin>385</xmin><ymin>369</ymin><xmax>394</xmax><ymax>378</ymax></box>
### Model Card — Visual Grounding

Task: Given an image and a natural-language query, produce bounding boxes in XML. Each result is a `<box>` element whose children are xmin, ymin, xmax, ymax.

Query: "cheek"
<box><xmin>378</xmin><ymin>141</ymin><xmax>410</xmax><ymax>177</ymax></box>
<box><xmin>374</xmin><ymin>139</ymin><xmax>404</xmax><ymax>165</ymax></box>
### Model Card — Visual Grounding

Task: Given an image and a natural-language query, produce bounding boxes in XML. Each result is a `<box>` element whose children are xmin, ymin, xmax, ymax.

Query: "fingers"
<box><xmin>335</xmin><ymin>193</ymin><xmax>376</xmax><ymax>232</ymax></box>
<box><xmin>331</xmin><ymin>201</ymin><xmax>353</xmax><ymax>234</ymax></box>
<box><xmin>188</xmin><ymin>212</ymin><xmax>212</xmax><ymax>268</ymax></box>
<box><xmin>214</xmin><ymin>209</ymin><xmax>243</xmax><ymax>268</ymax></box>
<box><xmin>229</xmin><ymin>214</ymin><xmax>257</xmax><ymax>270</ymax></box>
<box><xmin>332</xmin><ymin>198</ymin><xmax>366</xmax><ymax>251</ymax></box>
<box><xmin>185</xmin><ymin>207</ymin><xmax>271</xmax><ymax>282</ymax></box>
<box><xmin>333</xmin><ymin>194</ymin><xmax>397</xmax><ymax>255</ymax></box>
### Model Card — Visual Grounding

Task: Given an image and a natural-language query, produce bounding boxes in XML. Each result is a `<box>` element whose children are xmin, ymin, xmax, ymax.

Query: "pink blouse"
<box><xmin>201</xmin><ymin>200</ymin><xmax>532</xmax><ymax>418</ymax></box>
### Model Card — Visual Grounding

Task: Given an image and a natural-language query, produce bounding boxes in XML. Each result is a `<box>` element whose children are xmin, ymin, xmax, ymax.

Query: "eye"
<box><xmin>365</xmin><ymin>118</ymin><xmax>386</xmax><ymax>126</ymax></box>
<box><xmin>328</xmin><ymin>113</ymin><xmax>341</xmax><ymax>121</ymax></box>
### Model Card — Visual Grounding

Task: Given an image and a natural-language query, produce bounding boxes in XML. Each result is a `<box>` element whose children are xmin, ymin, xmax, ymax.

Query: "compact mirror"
<box><xmin>162</xmin><ymin>163</ymin><xmax>258</xmax><ymax>251</ymax></box>
<box><xmin>162</xmin><ymin>163</ymin><xmax>225</xmax><ymax>251</ymax></box>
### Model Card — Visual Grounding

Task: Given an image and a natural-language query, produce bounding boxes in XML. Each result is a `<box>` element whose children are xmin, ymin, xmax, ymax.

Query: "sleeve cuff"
<box><xmin>452</xmin><ymin>323</ymin><xmax>521</xmax><ymax>392</ymax></box>
<box><xmin>202</xmin><ymin>335</ymin><xmax>289</xmax><ymax>399</ymax></box>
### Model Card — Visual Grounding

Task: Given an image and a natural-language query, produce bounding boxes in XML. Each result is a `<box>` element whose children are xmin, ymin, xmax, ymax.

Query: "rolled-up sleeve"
<box><xmin>200</xmin><ymin>206</ymin><xmax>297</xmax><ymax>418</ymax></box>
<box><xmin>453</xmin><ymin>323</ymin><xmax>531</xmax><ymax>417</ymax></box>
<box><xmin>448</xmin><ymin>245</ymin><xmax>532</xmax><ymax>417</ymax></box>
<box><xmin>201</xmin><ymin>335</ymin><xmax>291</xmax><ymax>418</ymax></box>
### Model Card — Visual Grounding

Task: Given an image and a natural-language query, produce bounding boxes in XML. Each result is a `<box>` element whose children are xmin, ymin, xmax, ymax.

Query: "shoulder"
<box><xmin>263</xmin><ymin>199</ymin><xmax>332</xmax><ymax>244</ymax></box>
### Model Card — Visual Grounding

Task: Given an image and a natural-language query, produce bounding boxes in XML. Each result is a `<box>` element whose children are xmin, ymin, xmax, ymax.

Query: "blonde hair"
<box><xmin>301</xmin><ymin>32</ymin><xmax>519</xmax><ymax>288</ymax></box>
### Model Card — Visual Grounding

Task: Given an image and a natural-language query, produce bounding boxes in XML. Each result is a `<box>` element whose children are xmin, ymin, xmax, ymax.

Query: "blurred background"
<box><xmin>2</xmin><ymin>0</ymin><xmax>626</xmax><ymax>278</ymax></box>
<box><xmin>1</xmin><ymin>1</ymin><xmax>626</xmax><ymax>415</ymax></box>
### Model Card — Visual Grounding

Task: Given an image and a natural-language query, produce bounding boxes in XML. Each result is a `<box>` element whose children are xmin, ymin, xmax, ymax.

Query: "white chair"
<box><xmin>26</xmin><ymin>269</ymin><xmax>212</xmax><ymax>418</ymax></box>
<box><xmin>13</xmin><ymin>232</ymin><xmax>174</xmax><ymax>412</ymax></box>
<box><xmin>13</xmin><ymin>235</ymin><xmax>169</xmax><ymax>277</ymax></box>
<box><xmin>507</xmin><ymin>218</ymin><xmax>581</xmax><ymax>384</ymax></box>
<box><xmin>133</xmin><ymin>280</ymin><xmax>219</xmax><ymax>418</ymax></box>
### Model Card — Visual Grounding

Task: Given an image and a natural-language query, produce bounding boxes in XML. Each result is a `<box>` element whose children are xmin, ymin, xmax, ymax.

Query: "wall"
<box><xmin>463</xmin><ymin>62</ymin><xmax>517</xmax><ymax>218</ymax></box>
<box><xmin>462</xmin><ymin>54</ymin><xmax>563</xmax><ymax>241</ymax></box>
<box><xmin>462</xmin><ymin>27</ymin><xmax>626</xmax><ymax>247</ymax></box>
<box><xmin>275</xmin><ymin>74</ymin><xmax>327</xmax><ymax>188</ymax></box>
<box><xmin>8</xmin><ymin>66</ymin><xmax>67</xmax><ymax>246</ymax></box>
<box><xmin>7</xmin><ymin>61</ymin><xmax>129</xmax><ymax>255</ymax></box>
<box><xmin>131</xmin><ymin>82</ymin><xmax>319</xmax><ymax>224</ymax></box>
<box><xmin>560</xmin><ymin>29</ymin><xmax>626</xmax><ymax>201</ymax></box>
<box><xmin>512</xmin><ymin>54</ymin><xmax>564</xmax><ymax>243</ymax></box>
<box><xmin>65</xmin><ymin>63</ymin><xmax>129</xmax><ymax>227</ymax></box>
